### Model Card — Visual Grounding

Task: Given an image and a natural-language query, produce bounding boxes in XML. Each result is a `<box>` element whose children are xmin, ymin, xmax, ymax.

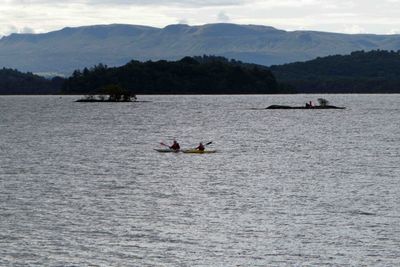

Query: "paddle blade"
<box><xmin>205</xmin><ymin>141</ymin><xmax>213</xmax><ymax>146</ymax></box>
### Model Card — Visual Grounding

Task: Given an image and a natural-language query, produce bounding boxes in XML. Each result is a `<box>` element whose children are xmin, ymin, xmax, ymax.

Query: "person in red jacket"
<box><xmin>196</xmin><ymin>142</ymin><xmax>205</xmax><ymax>151</ymax></box>
<box><xmin>170</xmin><ymin>140</ymin><xmax>180</xmax><ymax>151</ymax></box>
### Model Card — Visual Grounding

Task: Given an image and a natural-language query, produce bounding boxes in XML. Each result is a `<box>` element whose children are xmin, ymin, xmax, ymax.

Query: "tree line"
<box><xmin>270</xmin><ymin>50</ymin><xmax>400</xmax><ymax>93</ymax></box>
<box><xmin>3</xmin><ymin>51</ymin><xmax>400</xmax><ymax>94</ymax></box>
<box><xmin>0</xmin><ymin>56</ymin><xmax>289</xmax><ymax>94</ymax></box>
<box><xmin>62</xmin><ymin>56</ymin><xmax>285</xmax><ymax>94</ymax></box>
<box><xmin>0</xmin><ymin>68</ymin><xmax>63</xmax><ymax>94</ymax></box>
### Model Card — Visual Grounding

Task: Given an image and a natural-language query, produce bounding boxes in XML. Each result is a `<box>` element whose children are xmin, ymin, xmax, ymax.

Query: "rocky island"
<box><xmin>266</xmin><ymin>98</ymin><xmax>345</xmax><ymax>109</ymax></box>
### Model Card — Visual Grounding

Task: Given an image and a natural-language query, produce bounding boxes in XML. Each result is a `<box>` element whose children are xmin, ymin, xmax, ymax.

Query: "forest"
<box><xmin>270</xmin><ymin>50</ymin><xmax>400</xmax><ymax>93</ymax></box>
<box><xmin>0</xmin><ymin>68</ymin><xmax>63</xmax><ymax>94</ymax></box>
<box><xmin>62</xmin><ymin>56</ymin><xmax>285</xmax><ymax>94</ymax></box>
<box><xmin>2</xmin><ymin>51</ymin><xmax>400</xmax><ymax>94</ymax></box>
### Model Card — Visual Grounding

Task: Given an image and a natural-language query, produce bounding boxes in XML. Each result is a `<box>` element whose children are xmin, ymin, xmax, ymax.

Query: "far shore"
<box><xmin>1</xmin><ymin>93</ymin><xmax>400</xmax><ymax>96</ymax></box>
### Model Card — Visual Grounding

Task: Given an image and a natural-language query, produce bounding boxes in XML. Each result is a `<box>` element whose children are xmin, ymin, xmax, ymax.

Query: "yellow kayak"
<box><xmin>182</xmin><ymin>149</ymin><xmax>217</xmax><ymax>154</ymax></box>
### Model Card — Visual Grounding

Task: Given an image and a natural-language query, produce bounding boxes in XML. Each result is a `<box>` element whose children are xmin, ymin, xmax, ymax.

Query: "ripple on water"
<box><xmin>0</xmin><ymin>95</ymin><xmax>400</xmax><ymax>266</ymax></box>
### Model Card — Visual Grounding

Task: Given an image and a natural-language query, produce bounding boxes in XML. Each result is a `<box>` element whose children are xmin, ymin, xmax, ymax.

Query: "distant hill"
<box><xmin>0</xmin><ymin>68</ymin><xmax>62</xmax><ymax>94</ymax></box>
<box><xmin>2</xmin><ymin>23</ymin><xmax>400</xmax><ymax>75</ymax></box>
<box><xmin>62</xmin><ymin>56</ymin><xmax>286</xmax><ymax>95</ymax></box>
<box><xmin>270</xmin><ymin>50</ymin><xmax>400</xmax><ymax>93</ymax></box>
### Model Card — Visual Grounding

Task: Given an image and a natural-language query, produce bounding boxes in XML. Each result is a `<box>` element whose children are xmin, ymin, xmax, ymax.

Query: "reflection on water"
<box><xmin>0</xmin><ymin>95</ymin><xmax>399</xmax><ymax>266</ymax></box>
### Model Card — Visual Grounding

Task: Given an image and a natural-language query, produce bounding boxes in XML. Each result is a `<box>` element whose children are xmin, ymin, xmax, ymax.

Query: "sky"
<box><xmin>1</xmin><ymin>0</ymin><xmax>400</xmax><ymax>37</ymax></box>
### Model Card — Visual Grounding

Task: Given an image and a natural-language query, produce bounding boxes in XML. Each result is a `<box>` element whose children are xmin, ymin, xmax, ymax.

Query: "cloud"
<box><xmin>343</xmin><ymin>24</ymin><xmax>365</xmax><ymax>34</ymax></box>
<box><xmin>21</xmin><ymin>27</ymin><xmax>35</xmax><ymax>34</ymax></box>
<box><xmin>178</xmin><ymin>18</ymin><xmax>189</xmax><ymax>24</ymax></box>
<box><xmin>86</xmin><ymin>0</ymin><xmax>247</xmax><ymax>7</ymax></box>
<box><xmin>0</xmin><ymin>25</ymin><xmax>35</xmax><ymax>36</ymax></box>
<box><xmin>2</xmin><ymin>0</ymin><xmax>400</xmax><ymax>36</ymax></box>
<box><xmin>388</xmin><ymin>28</ymin><xmax>400</xmax><ymax>34</ymax></box>
<box><xmin>217</xmin><ymin>11</ymin><xmax>230</xmax><ymax>22</ymax></box>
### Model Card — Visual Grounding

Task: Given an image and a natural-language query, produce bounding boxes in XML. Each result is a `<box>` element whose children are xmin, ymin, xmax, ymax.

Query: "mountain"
<box><xmin>2</xmin><ymin>23</ymin><xmax>400</xmax><ymax>75</ymax></box>
<box><xmin>270</xmin><ymin>50</ymin><xmax>400</xmax><ymax>93</ymax></box>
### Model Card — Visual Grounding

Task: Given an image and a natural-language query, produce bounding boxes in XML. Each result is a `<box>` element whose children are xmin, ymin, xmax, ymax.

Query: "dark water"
<box><xmin>0</xmin><ymin>95</ymin><xmax>399</xmax><ymax>266</ymax></box>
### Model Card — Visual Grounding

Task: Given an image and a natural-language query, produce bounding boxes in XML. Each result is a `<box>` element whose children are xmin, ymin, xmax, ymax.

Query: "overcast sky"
<box><xmin>1</xmin><ymin>0</ymin><xmax>400</xmax><ymax>36</ymax></box>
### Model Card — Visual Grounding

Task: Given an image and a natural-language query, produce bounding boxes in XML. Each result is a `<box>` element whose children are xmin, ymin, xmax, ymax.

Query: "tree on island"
<box><xmin>78</xmin><ymin>84</ymin><xmax>137</xmax><ymax>102</ymax></box>
<box><xmin>317</xmin><ymin>98</ymin><xmax>329</xmax><ymax>107</ymax></box>
<box><xmin>103</xmin><ymin>84</ymin><xmax>136</xmax><ymax>102</ymax></box>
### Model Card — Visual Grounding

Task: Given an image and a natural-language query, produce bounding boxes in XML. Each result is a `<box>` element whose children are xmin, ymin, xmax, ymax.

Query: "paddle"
<box><xmin>160</xmin><ymin>141</ymin><xmax>181</xmax><ymax>151</ymax></box>
<box><xmin>160</xmin><ymin>142</ymin><xmax>170</xmax><ymax>148</ymax></box>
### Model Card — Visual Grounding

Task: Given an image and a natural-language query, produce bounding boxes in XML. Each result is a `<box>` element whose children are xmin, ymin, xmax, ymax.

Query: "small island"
<box><xmin>76</xmin><ymin>84</ymin><xmax>137</xmax><ymax>102</ymax></box>
<box><xmin>266</xmin><ymin>98</ymin><xmax>345</xmax><ymax>109</ymax></box>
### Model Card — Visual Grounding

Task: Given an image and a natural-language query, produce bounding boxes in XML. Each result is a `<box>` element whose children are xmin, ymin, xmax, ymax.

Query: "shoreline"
<box><xmin>1</xmin><ymin>92</ymin><xmax>400</xmax><ymax>96</ymax></box>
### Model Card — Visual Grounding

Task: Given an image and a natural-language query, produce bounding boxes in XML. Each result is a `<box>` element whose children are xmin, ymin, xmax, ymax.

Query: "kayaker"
<box><xmin>170</xmin><ymin>140</ymin><xmax>180</xmax><ymax>151</ymax></box>
<box><xmin>196</xmin><ymin>142</ymin><xmax>205</xmax><ymax>151</ymax></box>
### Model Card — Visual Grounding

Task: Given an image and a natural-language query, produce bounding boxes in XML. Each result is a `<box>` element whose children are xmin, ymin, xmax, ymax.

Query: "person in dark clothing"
<box><xmin>170</xmin><ymin>140</ymin><xmax>180</xmax><ymax>151</ymax></box>
<box><xmin>196</xmin><ymin>142</ymin><xmax>205</xmax><ymax>151</ymax></box>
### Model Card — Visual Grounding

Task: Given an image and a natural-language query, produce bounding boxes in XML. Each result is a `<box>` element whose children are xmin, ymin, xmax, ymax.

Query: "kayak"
<box><xmin>154</xmin><ymin>148</ymin><xmax>180</xmax><ymax>153</ymax></box>
<box><xmin>154</xmin><ymin>148</ymin><xmax>217</xmax><ymax>154</ymax></box>
<box><xmin>182</xmin><ymin>149</ymin><xmax>217</xmax><ymax>154</ymax></box>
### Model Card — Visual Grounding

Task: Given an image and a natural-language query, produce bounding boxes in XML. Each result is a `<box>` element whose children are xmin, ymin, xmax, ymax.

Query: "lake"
<box><xmin>0</xmin><ymin>94</ymin><xmax>399</xmax><ymax>266</ymax></box>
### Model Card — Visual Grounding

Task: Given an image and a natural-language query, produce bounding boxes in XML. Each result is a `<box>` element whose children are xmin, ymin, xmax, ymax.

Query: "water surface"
<box><xmin>0</xmin><ymin>95</ymin><xmax>399</xmax><ymax>266</ymax></box>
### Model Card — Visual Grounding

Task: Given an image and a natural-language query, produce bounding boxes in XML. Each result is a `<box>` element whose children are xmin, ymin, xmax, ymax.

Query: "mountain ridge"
<box><xmin>1</xmin><ymin>23</ymin><xmax>400</xmax><ymax>75</ymax></box>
